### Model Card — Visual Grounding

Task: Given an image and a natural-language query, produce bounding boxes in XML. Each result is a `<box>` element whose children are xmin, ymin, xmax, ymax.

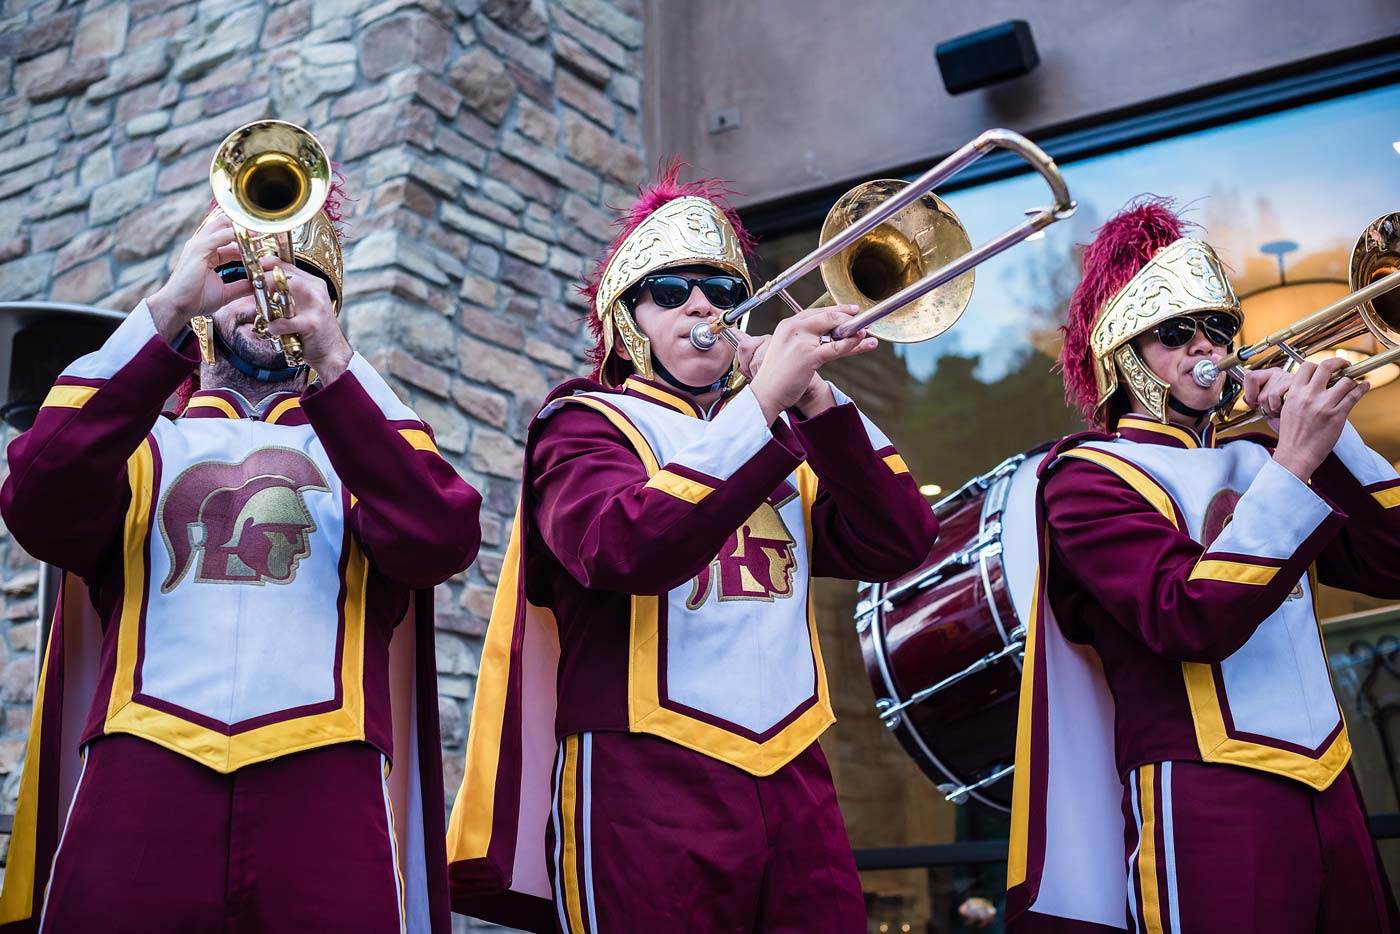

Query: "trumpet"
<box><xmin>689</xmin><ymin>128</ymin><xmax>1077</xmax><ymax>352</ymax></box>
<box><xmin>208</xmin><ymin>120</ymin><xmax>333</xmax><ymax>368</ymax></box>
<box><xmin>1192</xmin><ymin>212</ymin><xmax>1400</xmax><ymax>425</ymax></box>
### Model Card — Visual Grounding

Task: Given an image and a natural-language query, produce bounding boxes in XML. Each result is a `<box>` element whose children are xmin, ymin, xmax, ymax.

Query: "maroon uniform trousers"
<box><xmin>545</xmin><ymin>731</ymin><xmax>865</xmax><ymax>934</ymax></box>
<box><xmin>39</xmin><ymin>735</ymin><xmax>403</xmax><ymax>933</ymax></box>
<box><xmin>1121</xmin><ymin>760</ymin><xmax>1396</xmax><ymax>934</ymax></box>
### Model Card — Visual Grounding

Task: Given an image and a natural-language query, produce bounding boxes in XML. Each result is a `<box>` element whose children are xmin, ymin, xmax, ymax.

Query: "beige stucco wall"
<box><xmin>645</xmin><ymin>0</ymin><xmax>1400</xmax><ymax>208</ymax></box>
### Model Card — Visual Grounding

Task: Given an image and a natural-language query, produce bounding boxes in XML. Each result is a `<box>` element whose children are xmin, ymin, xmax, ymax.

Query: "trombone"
<box><xmin>208</xmin><ymin>120</ymin><xmax>333</xmax><ymax>368</ymax></box>
<box><xmin>1192</xmin><ymin>212</ymin><xmax>1400</xmax><ymax>426</ymax></box>
<box><xmin>689</xmin><ymin>128</ymin><xmax>1077</xmax><ymax>352</ymax></box>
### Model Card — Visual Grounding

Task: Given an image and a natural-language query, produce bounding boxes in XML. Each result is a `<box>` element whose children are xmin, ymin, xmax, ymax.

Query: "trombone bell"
<box><xmin>819</xmin><ymin>181</ymin><xmax>974</xmax><ymax>344</ymax></box>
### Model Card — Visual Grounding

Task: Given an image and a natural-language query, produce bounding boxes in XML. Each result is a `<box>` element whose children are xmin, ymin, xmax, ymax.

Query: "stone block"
<box><xmin>441</xmin><ymin>203</ymin><xmax>505</xmax><ymax>246</ymax></box>
<box><xmin>54</xmin><ymin>228</ymin><xmax>113</xmax><ymax>274</ymax></box>
<box><xmin>434</xmin><ymin>126</ymin><xmax>488</xmax><ymax>170</ymax></box>
<box><xmin>264</xmin><ymin>0</ymin><xmax>312</xmax><ymax>47</ymax></box>
<box><xmin>611</xmin><ymin>71</ymin><xmax>640</xmax><ymax>111</ymax></box>
<box><xmin>388</xmin><ymin>69</ymin><xmax>462</xmax><ymax>120</ymax></box>
<box><xmin>438</xmin><ymin>695</ymin><xmax>465</xmax><ymax>746</ymax></box>
<box><xmin>503</xmin><ymin>230</ymin><xmax>548</xmax><ymax>264</ymax></box>
<box><xmin>0</xmin><ymin>238</ymin><xmax>26</xmax><ymax>264</ymax></box>
<box><xmin>338</xmin><ymin>100</ymin><xmax>435</xmax><ymax>162</ymax></box>
<box><xmin>128</xmin><ymin>6</ymin><xmax>194</xmax><ymax>47</ymax></box>
<box><xmin>0</xmin><ymin>656</ymin><xmax>33</xmax><ymax>704</ymax></box>
<box><xmin>499</xmin><ymin>254</ymin><xmax>560</xmax><ymax>299</ymax></box>
<box><xmin>156</xmin><ymin>149</ymin><xmax>209</xmax><ymax>194</ymax></box>
<box><xmin>88</xmin><ymin>163</ymin><xmax>157</xmax><ymax>226</ymax></box>
<box><xmin>359</xmin><ymin>11</ymin><xmax>450</xmax><ymax>81</ymax></box>
<box><xmin>171</xmin><ymin>6</ymin><xmax>265</xmax><ymax>82</ymax></box>
<box><xmin>457</xmin><ymin>333</ymin><xmax>548</xmax><ymax>403</ymax></box>
<box><xmin>469</xmin><ymin>428</ymin><xmax>522</xmax><ymax>478</ymax></box>
<box><xmin>8</xmin><ymin>11</ymin><xmax>78</xmax><ymax>63</ymax></box>
<box><xmin>124</xmin><ymin>110</ymin><xmax>170</xmax><ymax>137</ymax></box>
<box><xmin>32</xmin><ymin>213</ymin><xmax>87</xmax><ymax>256</ymax></box>
<box><xmin>1</xmin><ymin>571</ymin><xmax>37</xmax><ymax>598</ymax></box>
<box><xmin>114</xmin><ymin>138</ymin><xmax>156</xmax><ymax>175</ymax></box>
<box><xmin>330</xmin><ymin>85</ymin><xmax>389</xmax><ymax>119</ymax></box>
<box><xmin>7</xmin><ymin>623</ymin><xmax>36</xmax><ymax>654</ymax></box>
<box><xmin>553</xmin><ymin>5</ymin><xmax>628</xmax><ymax>70</ymax></box>
<box><xmin>514</xmin><ymin>99</ymin><xmax>559</xmax><ymax>149</ymax></box>
<box><xmin>484</xmin><ymin>152</ymin><xmax>560</xmax><ymax>206</ymax></box>
<box><xmin>475</xmin><ymin>12</ymin><xmax>553</xmax><ymax>80</ymax></box>
<box><xmin>557</xmin><ymin>70</ymin><xmax>613</xmax><ymax>128</ymax></box>
<box><xmin>460</xmin><ymin>306</ymin><xmax>523</xmax><ymax>349</ymax></box>
<box><xmin>450</xmin><ymin>381</ymin><xmax>509</xmax><ymax>429</ymax></box>
<box><xmin>555</xmin><ymin>0</ymin><xmax>641</xmax><ymax>48</ymax></box>
<box><xmin>435</xmin><ymin>629</ymin><xmax>481</xmax><ymax>676</ymax></box>
<box><xmin>379</xmin><ymin>347</ymin><xmax>451</xmax><ymax>397</ymax></box>
<box><xmin>0</xmin><ymin>254</ymin><xmax>53</xmax><ymax>300</ymax></box>
<box><xmin>447</xmin><ymin>46</ymin><xmax>515</xmax><ymax>126</ymax></box>
<box><xmin>51</xmin><ymin>258</ymin><xmax>113</xmax><ymax>304</ymax></box>
<box><xmin>553</xmin><ymin>32</ymin><xmax>611</xmax><ymax>87</ymax></box>
<box><xmin>563</xmin><ymin>110</ymin><xmax>643</xmax><ymax>184</ymax></box>
<box><xmin>500</xmin><ymin>131</ymin><xmax>599</xmax><ymax>198</ymax></box>
<box><xmin>415</xmin><ymin>395</ymin><xmax>470</xmax><ymax>454</ymax></box>
<box><xmin>73</xmin><ymin>5</ymin><xmax>130</xmax><ymax>61</ymax></box>
<box><xmin>482</xmin><ymin>0</ymin><xmax>548</xmax><ymax>41</ymax></box>
<box><xmin>0</xmin><ymin>140</ymin><xmax>57</xmax><ymax>174</ymax></box>
<box><xmin>113</xmin><ymin>189</ymin><xmax>208</xmax><ymax>261</ymax></box>
<box><xmin>458</xmin><ymin>273</ymin><xmax>499</xmax><ymax>308</ymax></box>
<box><xmin>21</xmin><ymin>57</ymin><xmax>108</xmax><ymax>103</ymax></box>
<box><xmin>525</xmin><ymin>336</ymin><xmax>573</xmax><ymax>369</ymax></box>
<box><xmin>394</xmin><ymin>305</ymin><xmax>458</xmax><ymax>366</ymax></box>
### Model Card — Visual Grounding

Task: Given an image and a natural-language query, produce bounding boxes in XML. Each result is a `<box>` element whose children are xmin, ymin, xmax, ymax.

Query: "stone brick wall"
<box><xmin>0</xmin><ymin>0</ymin><xmax>645</xmax><ymax>924</ymax></box>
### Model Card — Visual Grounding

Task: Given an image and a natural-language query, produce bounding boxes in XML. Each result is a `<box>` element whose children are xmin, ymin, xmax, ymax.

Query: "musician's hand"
<box><xmin>736</xmin><ymin>332</ymin><xmax>770</xmax><ymax>381</ymax></box>
<box><xmin>148</xmin><ymin>212</ymin><xmax>247</xmax><ymax>343</ymax></box>
<box><xmin>1271</xmin><ymin>357</ymin><xmax>1369</xmax><ymax>481</ymax></box>
<box><xmin>1241</xmin><ymin>367</ymin><xmax>1295</xmax><ymax>432</ymax></box>
<box><xmin>261</xmin><ymin>258</ymin><xmax>352</xmax><ymax>383</ymax></box>
<box><xmin>747</xmin><ymin>305</ymin><xmax>877</xmax><ymax>424</ymax></box>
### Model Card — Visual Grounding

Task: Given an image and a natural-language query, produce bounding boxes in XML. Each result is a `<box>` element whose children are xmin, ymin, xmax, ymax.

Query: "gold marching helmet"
<box><xmin>590</xmin><ymin>193</ymin><xmax>756</xmax><ymax>386</ymax></box>
<box><xmin>1062</xmin><ymin>200</ymin><xmax>1242</xmax><ymax>426</ymax></box>
<box><xmin>1090</xmin><ymin>238</ymin><xmax>1240</xmax><ymax>422</ymax></box>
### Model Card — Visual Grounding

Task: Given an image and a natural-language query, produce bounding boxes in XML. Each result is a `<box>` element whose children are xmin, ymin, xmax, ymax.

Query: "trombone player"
<box><xmin>445</xmin><ymin>164</ymin><xmax>938</xmax><ymax>932</ymax></box>
<box><xmin>1008</xmin><ymin>199</ymin><xmax>1400</xmax><ymax>933</ymax></box>
<box><xmin>0</xmin><ymin>122</ymin><xmax>481</xmax><ymax>932</ymax></box>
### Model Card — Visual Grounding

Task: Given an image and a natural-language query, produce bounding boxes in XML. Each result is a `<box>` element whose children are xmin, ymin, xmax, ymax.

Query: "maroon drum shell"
<box><xmin>858</xmin><ymin>459</ymin><xmax>1035</xmax><ymax>811</ymax></box>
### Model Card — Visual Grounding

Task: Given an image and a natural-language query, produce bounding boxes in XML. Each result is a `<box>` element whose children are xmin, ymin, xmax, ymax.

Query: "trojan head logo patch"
<box><xmin>158</xmin><ymin>448</ymin><xmax>331</xmax><ymax>592</ymax></box>
<box><xmin>1203</xmin><ymin>487</ymin><xmax>1302</xmax><ymax>600</ymax></box>
<box><xmin>687</xmin><ymin>483</ymin><xmax>799</xmax><ymax>609</ymax></box>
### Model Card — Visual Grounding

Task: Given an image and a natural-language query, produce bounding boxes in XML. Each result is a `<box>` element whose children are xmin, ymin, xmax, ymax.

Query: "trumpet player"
<box><xmin>446</xmin><ymin>165</ymin><xmax>937</xmax><ymax>933</ymax></box>
<box><xmin>0</xmin><ymin>171</ymin><xmax>481</xmax><ymax>930</ymax></box>
<box><xmin>1008</xmin><ymin>199</ymin><xmax>1400</xmax><ymax>933</ymax></box>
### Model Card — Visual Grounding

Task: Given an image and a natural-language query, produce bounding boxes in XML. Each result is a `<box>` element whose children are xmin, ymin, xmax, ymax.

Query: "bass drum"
<box><xmin>856</xmin><ymin>444</ymin><xmax>1051</xmax><ymax>812</ymax></box>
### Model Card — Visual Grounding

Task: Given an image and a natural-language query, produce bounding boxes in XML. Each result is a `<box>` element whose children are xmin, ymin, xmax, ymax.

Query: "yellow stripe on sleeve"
<box><xmin>644</xmin><ymin>469</ymin><xmax>715</xmax><ymax>504</ymax></box>
<box><xmin>41</xmin><ymin>384</ymin><xmax>98</xmax><ymax>410</ymax></box>
<box><xmin>398</xmin><ymin>428</ymin><xmax>439</xmax><ymax>454</ymax></box>
<box><xmin>882</xmin><ymin>453</ymin><xmax>909</xmax><ymax>476</ymax></box>
<box><xmin>1372</xmin><ymin>486</ymin><xmax>1400</xmax><ymax>509</ymax></box>
<box><xmin>1188</xmin><ymin>559</ymin><xmax>1279</xmax><ymax>587</ymax></box>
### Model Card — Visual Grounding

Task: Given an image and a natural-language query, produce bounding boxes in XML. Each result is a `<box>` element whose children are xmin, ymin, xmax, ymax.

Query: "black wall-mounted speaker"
<box><xmin>935</xmin><ymin>20</ymin><xmax>1040</xmax><ymax>95</ymax></box>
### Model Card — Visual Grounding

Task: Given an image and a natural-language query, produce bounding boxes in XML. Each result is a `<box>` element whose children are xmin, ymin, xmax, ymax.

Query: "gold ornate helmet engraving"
<box><xmin>593</xmin><ymin>195</ymin><xmax>752</xmax><ymax>385</ymax></box>
<box><xmin>1088</xmin><ymin>238</ymin><xmax>1241</xmax><ymax>423</ymax></box>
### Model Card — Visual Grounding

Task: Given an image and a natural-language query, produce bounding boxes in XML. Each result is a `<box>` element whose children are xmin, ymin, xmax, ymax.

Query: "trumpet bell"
<box><xmin>1352</xmin><ymin>211</ymin><xmax>1400</xmax><ymax>343</ymax></box>
<box><xmin>210</xmin><ymin>120</ymin><xmax>331</xmax><ymax>235</ymax></box>
<box><xmin>818</xmin><ymin>180</ymin><xmax>974</xmax><ymax>343</ymax></box>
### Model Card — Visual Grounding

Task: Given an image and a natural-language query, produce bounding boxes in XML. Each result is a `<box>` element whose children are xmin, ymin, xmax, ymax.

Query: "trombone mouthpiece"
<box><xmin>689</xmin><ymin>320</ymin><xmax>719</xmax><ymax>351</ymax></box>
<box><xmin>1192</xmin><ymin>360</ymin><xmax>1220</xmax><ymax>387</ymax></box>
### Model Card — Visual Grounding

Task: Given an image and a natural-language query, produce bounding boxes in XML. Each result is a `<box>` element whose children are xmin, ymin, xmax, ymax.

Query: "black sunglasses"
<box><xmin>1151</xmin><ymin>313</ymin><xmax>1241</xmax><ymax>349</ymax></box>
<box><xmin>635</xmin><ymin>274</ymin><xmax>748</xmax><ymax>310</ymax></box>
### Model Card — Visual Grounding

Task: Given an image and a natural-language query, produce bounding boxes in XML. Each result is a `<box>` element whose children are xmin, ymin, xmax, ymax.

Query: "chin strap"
<box><xmin>1167</xmin><ymin>394</ymin><xmax>1215</xmax><ymax>426</ymax></box>
<box><xmin>213</xmin><ymin>329</ymin><xmax>304</xmax><ymax>383</ymax></box>
<box><xmin>651</xmin><ymin>356</ymin><xmax>730</xmax><ymax>396</ymax></box>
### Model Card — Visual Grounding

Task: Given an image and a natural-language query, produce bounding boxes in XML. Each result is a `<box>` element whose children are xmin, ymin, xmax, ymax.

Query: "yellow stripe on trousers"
<box><xmin>1136</xmin><ymin>765</ymin><xmax>1165</xmax><ymax>934</ymax></box>
<box><xmin>560</xmin><ymin>735</ymin><xmax>586</xmax><ymax>934</ymax></box>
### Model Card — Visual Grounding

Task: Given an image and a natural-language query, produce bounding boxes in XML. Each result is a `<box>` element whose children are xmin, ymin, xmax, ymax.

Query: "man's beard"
<box><xmin>222</xmin><ymin>322</ymin><xmax>286</xmax><ymax>370</ymax></box>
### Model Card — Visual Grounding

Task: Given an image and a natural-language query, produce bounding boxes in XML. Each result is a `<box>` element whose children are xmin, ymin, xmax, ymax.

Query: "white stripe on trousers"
<box><xmin>552</xmin><ymin>744</ymin><xmax>570</xmax><ymax>934</ymax></box>
<box><xmin>38</xmin><ymin>746</ymin><xmax>89</xmax><ymax>933</ymax></box>
<box><xmin>379</xmin><ymin>754</ymin><xmax>407</xmax><ymax>934</ymax></box>
<box><xmin>1160</xmin><ymin>762</ymin><xmax>1181</xmax><ymax>934</ymax></box>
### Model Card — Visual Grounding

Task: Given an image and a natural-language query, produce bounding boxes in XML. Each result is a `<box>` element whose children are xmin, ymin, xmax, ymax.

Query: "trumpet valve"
<box><xmin>1192</xmin><ymin>359</ymin><xmax>1221</xmax><ymax>387</ymax></box>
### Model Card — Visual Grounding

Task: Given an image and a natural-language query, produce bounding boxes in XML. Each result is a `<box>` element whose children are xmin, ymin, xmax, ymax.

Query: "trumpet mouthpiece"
<box><xmin>689</xmin><ymin>320</ymin><xmax>719</xmax><ymax>351</ymax></box>
<box><xmin>1192</xmin><ymin>359</ymin><xmax>1220</xmax><ymax>387</ymax></box>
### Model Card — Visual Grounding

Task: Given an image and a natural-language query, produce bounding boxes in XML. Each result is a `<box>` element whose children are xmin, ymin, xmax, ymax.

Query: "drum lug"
<box><xmin>875</xmin><ymin>697</ymin><xmax>901</xmax><ymax>729</ymax></box>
